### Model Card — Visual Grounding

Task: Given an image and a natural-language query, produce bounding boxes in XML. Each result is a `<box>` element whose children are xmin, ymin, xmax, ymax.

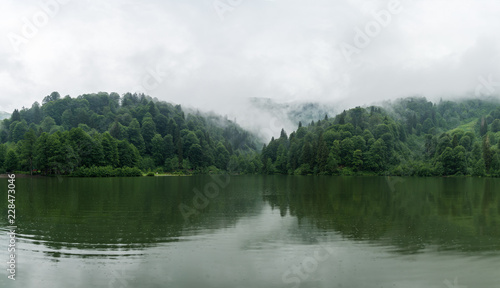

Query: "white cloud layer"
<box><xmin>2</xmin><ymin>0</ymin><xmax>500</xmax><ymax>122</ymax></box>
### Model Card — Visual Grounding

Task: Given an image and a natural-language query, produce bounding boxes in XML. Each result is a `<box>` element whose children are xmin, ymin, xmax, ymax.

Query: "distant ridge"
<box><xmin>0</xmin><ymin>111</ymin><xmax>10</xmax><ymax>120</ymax></box>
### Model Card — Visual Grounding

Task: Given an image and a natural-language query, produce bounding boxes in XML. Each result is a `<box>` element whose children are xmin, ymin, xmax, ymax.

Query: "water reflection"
<box><xmin>261</xmin><ymin>176</ymin><xmax>500</xmax><ymax>254</ymax></box>
<box><xmin>0</xmin><ymin>176</ymin><xmax>499</xmax><ymax>288</ymax></box>
<box><xmin>0</xmin><ymin>176</ymin><xmax>499</xmax><ymax>257</ymax></box>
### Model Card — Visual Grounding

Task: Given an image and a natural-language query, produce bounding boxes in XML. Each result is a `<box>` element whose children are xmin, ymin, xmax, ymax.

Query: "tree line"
<box><xmin>260</xmin><ymin>97</ymin><xmax>500</xmax><ymax>177</ymax></box>
<box><xmin>0</xmin><ymin>92</ymin><xmax>261</xmax><ymax>175</ymax></box>
<box><xmin>2</xmin><ymin>93</ymin><xmax>500</xmax><ymax>177</ymax></box>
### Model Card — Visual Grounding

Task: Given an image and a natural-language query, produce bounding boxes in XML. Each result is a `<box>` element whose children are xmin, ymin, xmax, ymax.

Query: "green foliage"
<box><xmin>141</xmin><ymin>114</ymin><xmax>156</xmax><ymax>154</ymax></box>
<box><xmin>151</xmin><ymin>134</ymin><xmax>166</xmax><ymax>166</ymax></box>
<box><xmin>70</xmin><ymin>166</ymin><xmax>142</xmax><ymax>177</ymax></box>
<box><xmin>0</xmin><ymin>92</ymin><xmax>259</xmax><ymax>176</ymax></box>
<box><xmin>5</xmin><ymin>150</ymin><xmax>18</xmax><ymax>172</ymax></box>
<box><xmin>19</xmin><ymin>128</ymin><xmax>37</xmax><ymax>173</ymax></box>
<box><xmin>260</xmin><ymin>97</ymin><xmax>500</xmax><ymax>177</ymax></box>
<box><xmin>6</xmin><ymin>92</ymin><xmax>500</xmax><ymax>178</ymax></box>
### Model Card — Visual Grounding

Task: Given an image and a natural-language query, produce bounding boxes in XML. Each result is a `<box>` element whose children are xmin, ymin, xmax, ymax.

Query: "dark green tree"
<box><xmin>316</xmin><ymin>136</ymin><xmax>329</xmax><ymax>174</ymax></box>
<box><xmin>41</xmin><ymin>116</ymin><xmax>56</xmax><ymax>133</ymax></box>
<box><xmin>11</xmin><ymin>121</ymin><xmax>28</xmax><ymax>143</ymax></box>
<box><xmin>151</xmin><ymin>134</ymin><xmax>166</xmax><ymax>166</ymax></box>
<box><xmin>19</xmin><ymin>129</ymin><xmax>37</xmax><ymax>174</ymax></box>
<box><xmin>128</xmin><ymin>119</ymin><xmax>145</xmax><ymax>155</ymax></box>
<box><xmin>5</xmin><ymin>150</ymin><xmax>18</xmax><ymax>172</ymax></box>
<box><xmin>352</xmin><ymin>149</ymin><xmax>363</xmax><ymax>171</ymax></box>
<box><xmin>188</xmin><ymin>144</ymin><xmax>204</xmax><ymax>169</ymax></box>
<box><xmin>482</xmin><ymin>135</ymin><xmax>493</xmax><ymax>172</ymax></box>
<box><xmin>141</xmin><ymin>114</ymin><xmax>157</xmax><ymax>154</ymax></box>
<box><xmin>101</xmin><ymin>132</ymin><xmax>119</xmax><ymax>167</ymax></box>
<box><xmin>491</xmin><ymin>119</ymin><xmax>500</xmax><ymax>133</ymax></box>
<box><xmin>215</xmin><ymin>142</ymin><xmax>230</xmax><ymax>170</ymax></box>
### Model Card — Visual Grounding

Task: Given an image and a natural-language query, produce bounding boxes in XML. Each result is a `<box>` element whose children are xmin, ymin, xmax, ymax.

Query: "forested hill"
<box><xmin>261</xmin><ymin>97</ymin><xmax>500</xmax><ymax>177</ymax></box>
<box><xmin>0</xmin><ymin>92</ymin><xmax>261</xmax><ymax>175</ymax></box>
<box><xmin>2</xmin><ymin>93</ymin><xmax>500</xmax><ymax>177</ymax></box>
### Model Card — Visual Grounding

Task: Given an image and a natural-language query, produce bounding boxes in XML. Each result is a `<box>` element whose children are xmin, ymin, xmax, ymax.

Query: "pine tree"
<box><xmin>316</xmin><ymin>136</ymin><xmax>329</xmax><ymax>174</ymax></box>
<box><xmin>482</xmin><ymin>135</ymin><xmax>493</xmax><ymax>172</ymax></box>
<box><xmin>275</xmin><ymin>144</ymin><xmax>288</xmax><ymax>174</ymax></box>
<box><xmin>300</xmin><ymin>141</ymin><xmax>314</xmax><ymax>168</ymax></box>
<box><xmin>101</xmin><ymin>132</ymin><xmax>119</xmax><ymax>167</ymax></box>
<box><xmin>164</xmin><ymin>135</ymin><xmax>175</xmax><ymax>159</ymax></box>
<box><xmin>128</xmin><ymin>119</ymin><xmax>145</xmax><ymax>155</ymax></box>
<box><xmin>141</xmin><ymin>114</ymin><xmax>157</xmax><ymax>155</ymax></box>
<box><xmin>188</xmin><ymin>144</ymin><xmax>203</xmax><ymax>169</ymax></box>
<box><xmin>19</xmin><ymin>129</ymin><xmax>37</xmax><ymax>175</ymax></box>
<box><xmin>151</xmin><ymin>134</ymin><xmax>166</xmax><ymax>166</ymax></box>
<box><xmin>11</xmin><ymin>109</ymin><xmax>21</xmax><ymax>122</ymax></box>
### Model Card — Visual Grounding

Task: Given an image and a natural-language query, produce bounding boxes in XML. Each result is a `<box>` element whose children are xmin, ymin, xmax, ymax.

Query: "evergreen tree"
<box><xmin>316</xmin><ymin>136</ymin><xmax>329</xmax><ymax>174</ymax></box>
<box><xmin>188</xmin><ymin>144</ymin><xmax>204</xmax><ymax>169</ymax></box>
<box><xmin>11</xmin><ymin>109</ymin><xmax>21</xmax><ymax>122</ymax></box>
<box><xmin>352</xmin><ymin>149</ymin><xmax>363</xmax><ymax>171</ymax></box>
<box><xmin>164</xmin><ymin>135</ymin><xmax>175</xmax><ymax>159</ymax></box>
<box><xmin>109</xmin><ymin>121</ymin><xmax>127</xmax><ymax>140</ymax></box>
<box><xmin>101</xmin><ymin>132</ymin><xmax>119</xmax><ymax>167</ymax></box>
<box><xmin>326</xmin><ymin>152</ymin><xmax>338</xmax><ymax>174</ymax></box>
<box><xmin>215</xmin><ymin>142</ymin><xmax>230</xmax><ymax>169</ymax></box>
<box><xmin>19</xmin><ymin>129</ymin><xmax>37</xmax><ymax>174</ymax></box>
<box><xmin>482</xmin><ymin>135</ymin><xmax>493</xmax><ymax>172</ymax></box>
<box><xmin>491</xmin><ymin>119</ymin><xmax>500</xmax><ymax>133</ymax></box>
<box><xmin>4</xmin><ymin>150</ymin><xmax>18</xmax><ymax>172</ymax></box>
<box><xmin>12</xmin><ymin>121</ymin><xmax>28</xmax><ymax>143</ymax></box>
<box><xmin>275</xmin><ymin>144</ymin><xmax>288</xmax><ymax>174</ymax></box>
<box><xmin>151</xmin><ymin>134</ymin><xmax>166</xmax><ymax>166</ymax></box>
<box><xmin>117</xmin><ymin>140</ymin><xmax>141</xmax><ymax>168</ymax></box>
<box><xmin>300</xmin><ymin>141</ymin><xmax>314</xmax><ymax>169</ymax></box>
<box><xmin>340</xmin><ymin>138</ymin><xmax>354</xmax><ymax>166</ymax></box>
<box><xmin>41</xmin><ymin>116</ymin><xmax>56</xmax><ymax>133</ymax></box>
<box><xmin>0</xmin><ymin>144</ymin><xmax>6</xmax><ymax>168</ymax></box>
<box><xmin>128</xmin><ymin>119</ymin><xmax>145</xmax><ymax>154</ymax></box>
<box><xmin>141</xmin><ymin>114</ymin><xmax>157</xmax><ymax>154</ymax></box>
<box><xmin>472</xmin><ymin>158</ymin><xmax>486</xmax><ymax>176</ymax></box>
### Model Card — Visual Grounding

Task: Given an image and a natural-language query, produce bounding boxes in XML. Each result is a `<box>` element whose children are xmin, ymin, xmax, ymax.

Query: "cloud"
<box><xmin>1</xmin><ymin>0</ymin><xmax>499</xmax><ymax>136</ymax></box>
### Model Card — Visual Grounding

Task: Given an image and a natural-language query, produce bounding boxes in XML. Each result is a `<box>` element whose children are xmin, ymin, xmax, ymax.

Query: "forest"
<box><xmin>261</xmin><ymin>97</ymin><xmax>500</xmax><ymax>176</ymax></box>
<box><xmin>1</xmin><ymin>92</ymin><xmax>500</xmax><ymax>177</ymax></box>
<box><xmin>0</xmin><ymin>92</ymin><xmax>261</xmax><ymax>176</ymax></box>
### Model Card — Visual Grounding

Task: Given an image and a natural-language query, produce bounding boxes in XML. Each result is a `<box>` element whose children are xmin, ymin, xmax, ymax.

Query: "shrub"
<box><xmin>70</xmin><ymin>166</ymin><xmax>142</xmax><ymax>177</ymax></box>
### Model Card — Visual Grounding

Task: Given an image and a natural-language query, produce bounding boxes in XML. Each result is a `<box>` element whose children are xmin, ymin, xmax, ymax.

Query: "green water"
<box><xmin>0</xmin><ymin>176</ymin><xmax>499</xmax><ymax>288</ymax></box>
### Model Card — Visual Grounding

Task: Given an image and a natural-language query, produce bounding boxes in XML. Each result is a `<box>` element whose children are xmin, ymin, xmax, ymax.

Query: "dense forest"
<box><xmin>2</xmin><ymin>92</ymin><xmax>500</xmax><ymax>177</ymax></box>
<box><xmin>261</xmin><ymin>97</ymin><xmax>500</xmax><ymax>177</ymax></box>
<box><xmin>0</xmin><ymin>92</ymin><xmax>261</xmax><ymax>176</ymax></box>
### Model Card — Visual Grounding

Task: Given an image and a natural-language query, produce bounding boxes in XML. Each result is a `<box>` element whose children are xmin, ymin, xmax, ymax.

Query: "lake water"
<box><xmin>0</xmin><ymin>176</ymin><xmax>499</xmax><ymax>288</ymax></box>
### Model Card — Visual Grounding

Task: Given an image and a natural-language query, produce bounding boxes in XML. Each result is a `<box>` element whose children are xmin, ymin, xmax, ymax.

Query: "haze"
<box><xmin>2</xmin><ymin>0</ymin><xmax>500</xmax><ymax>137</ymax></box>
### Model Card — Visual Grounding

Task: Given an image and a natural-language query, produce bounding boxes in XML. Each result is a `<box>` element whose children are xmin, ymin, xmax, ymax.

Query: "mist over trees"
<box><xmin>0</xmin><ymin>92</ymin><xmax>260</xmax><ymax>175</ymax></box>
<box><xmin>2</xmin><ymin>93</ymin><xmax>500</xmax><ymax>177</ymax></box>
<box><xmin>261</xmin><ymin>97</ymin><xmax>500</xmax><ymax>177</ymax></box>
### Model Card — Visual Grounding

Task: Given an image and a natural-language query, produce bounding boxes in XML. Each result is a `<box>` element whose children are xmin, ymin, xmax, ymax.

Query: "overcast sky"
<box><xmin>2</xmin><ymin>0</ymin><xmax>500</xmax><ymax>120</ymax></box>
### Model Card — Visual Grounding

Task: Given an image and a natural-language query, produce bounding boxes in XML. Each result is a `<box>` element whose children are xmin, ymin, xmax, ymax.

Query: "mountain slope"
<box><xmin>0</xmin><ymin>92</ymin><xmax>261</xmax><ymax>175</ymax></box>
<box><xmin>261</xmin><ymin>96</ymin><xmax>500</xmax><ymax>176</ymax></box>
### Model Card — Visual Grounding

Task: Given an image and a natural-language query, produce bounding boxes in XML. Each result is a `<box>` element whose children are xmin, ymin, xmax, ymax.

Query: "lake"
<box><xmin>0</xmin><ymin>175</ymin><xmax>499</xmax><ymax>288</ymax></box>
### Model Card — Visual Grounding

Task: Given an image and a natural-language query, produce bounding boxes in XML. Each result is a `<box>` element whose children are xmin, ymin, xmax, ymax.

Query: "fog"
<box><xmin>2</xmin><ymin>0</ymin><xmax>500</xmax><ymax>137</ymax></box>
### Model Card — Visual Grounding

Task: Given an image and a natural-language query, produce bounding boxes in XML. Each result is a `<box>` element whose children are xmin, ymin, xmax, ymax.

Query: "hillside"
<box><xmin>261</xmin><ymin>97</ymin><xmax>500</xmax><ymax>176</ymax></box>
<box><xmin>2</xmin><ymin>93</ymin><xmax>500</xmax><ymax>177</ymax></box>
<box><xmin>0</xmin><ymin>92</ymin><xmax>261</xmax><ymax>175</ymax></box>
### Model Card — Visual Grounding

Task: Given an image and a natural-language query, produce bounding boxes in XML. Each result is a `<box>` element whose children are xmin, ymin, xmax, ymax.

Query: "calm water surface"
<box><xmin>0</xmin><ymin>176</ymin><xmax>499</xmax><ymax>288</ymax></box>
